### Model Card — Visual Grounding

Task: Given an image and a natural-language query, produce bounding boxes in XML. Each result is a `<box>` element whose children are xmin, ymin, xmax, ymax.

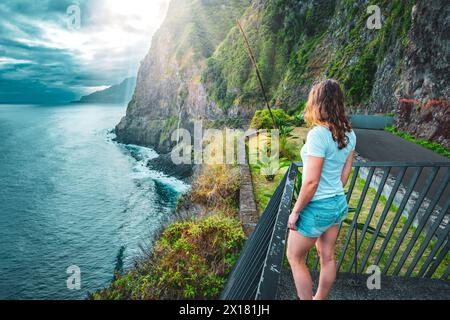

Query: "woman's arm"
<box><xmin>341</xmin><ymin>151</ymin><xmax>354</xmax><ymax>187</ymax></box>
<box><xmin>288</xmin><ymin>156</ymin><xmax>324</xmax><ymax>230</ymax></box>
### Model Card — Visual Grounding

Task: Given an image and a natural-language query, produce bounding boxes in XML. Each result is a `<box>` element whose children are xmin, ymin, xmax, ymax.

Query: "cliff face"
<box><xmin>116</xmin><ymin>0</ymin><xmax>251</xmax><ymax>153</ymax></box>
<box><xmin>116</xmin><ymin>0</ymin><xmax>449</xmax><ymax>152</ymax></box>
<box><xmin>395</xmin><ymin>1</ymin><xmax>450</xmax><ymax>148</ymax></box>
<box><xmin>203</xmin><ymin>0</ymin><xmax>417</xmax><ymax>114</ymax></box>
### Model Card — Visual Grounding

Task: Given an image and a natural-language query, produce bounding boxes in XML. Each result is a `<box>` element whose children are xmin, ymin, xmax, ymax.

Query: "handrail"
<box><xmin>295</xmin><ymin>161</ymin><xmax>450</xmax><ymax>167</ymax></box>
<box><xmin>221</xmin><ymin>162</ymin><xmax>450</xmax><ymax>300</ymax></box>
<box><xmin>255</xmin><ymin>164</ymin><xmax>297</xmax><ymax>299</ymax></box>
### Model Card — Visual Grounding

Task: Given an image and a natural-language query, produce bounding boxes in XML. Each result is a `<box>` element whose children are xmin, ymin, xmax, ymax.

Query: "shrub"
<box><xmin>190</xmin><ymin>164</ymin><xmax>240</xmax><ymax>214</ymax></box>
<box><xmin>292</xmin><ymin>113</ymin><xmax>306</xmax><ymax>127</ymax></box>
<box><xmin>287</xmin><ymin>101</ymin><xmax>306</xmax><ymax>127</ymax></box>
<box><xmin>250</xmin><ymin>109</ymin><xmax>293</xmax><ymax>129</ymax></box>
<box><xmin>92</xmin><ymin>214</ymin><xmax>246</xmax><ymax>300</ymax></box>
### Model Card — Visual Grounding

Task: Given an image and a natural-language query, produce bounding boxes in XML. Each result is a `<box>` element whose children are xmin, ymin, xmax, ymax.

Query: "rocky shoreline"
<box><xmin>146</xmin><ymin>152</ymin><xmax>195</xmax><ymax>182</ymax></box>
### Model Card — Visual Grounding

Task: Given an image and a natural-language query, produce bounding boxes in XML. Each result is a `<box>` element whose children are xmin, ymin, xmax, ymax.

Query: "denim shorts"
<box><xmin>296</xmin><ymin>194</ymin><xmax>349</xmax><ymax>238</ymax></box>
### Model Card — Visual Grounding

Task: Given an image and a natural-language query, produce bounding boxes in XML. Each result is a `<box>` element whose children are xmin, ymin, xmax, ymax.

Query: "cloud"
<box><xmin>0</xmin><ymin>57</ymin><xmax>34</xmax><ymax>65</ymax></box>
<box><xmin>0</xmin><ymin>0</ymin><xmax>169</xmax><ymax>103</ymax></box>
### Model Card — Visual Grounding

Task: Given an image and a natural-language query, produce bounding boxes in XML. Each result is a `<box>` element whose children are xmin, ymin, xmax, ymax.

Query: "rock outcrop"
<box><xmin>395</xmin><ymin>1</ymin><xmax>450</xmax><ymax>148</ymax></box>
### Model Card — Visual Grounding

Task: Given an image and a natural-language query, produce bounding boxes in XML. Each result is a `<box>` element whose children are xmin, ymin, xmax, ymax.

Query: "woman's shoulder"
<box><xmin>310</xmin><ymin>125</ymin><xmax>330</xmax><ymax>135</ymax></box>
<box><xmin>307</xmin><ymin>125</ymin><xmax>330</xmax><ymax>140</ymax></box>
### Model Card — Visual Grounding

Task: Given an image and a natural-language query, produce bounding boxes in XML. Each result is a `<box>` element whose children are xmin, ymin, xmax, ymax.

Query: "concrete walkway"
<box><xmin>278</xmin><ymin>270</ymin><xmax>450</xmax><ymax>300</ymax></box>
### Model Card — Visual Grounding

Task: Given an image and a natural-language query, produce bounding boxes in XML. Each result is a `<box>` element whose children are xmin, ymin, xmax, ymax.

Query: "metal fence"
<box><xmin>220</xmin><ymin>162</ymin><xmax>450</xmax><ymax>300</ymax></box>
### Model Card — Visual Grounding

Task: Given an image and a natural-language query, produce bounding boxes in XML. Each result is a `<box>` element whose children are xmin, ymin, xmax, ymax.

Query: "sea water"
<box><xmin>0</xmin><ymin>104</ymin><xmax>188</xmax><ymax>299</ymax></box>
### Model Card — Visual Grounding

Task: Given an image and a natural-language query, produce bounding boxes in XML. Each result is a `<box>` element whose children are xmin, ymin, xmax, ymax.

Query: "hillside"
<box><xmin>75</xmin><ymin>77</ymin><xmax>136</xmax><ymax>104</ymax></box>
<box><xmin>116</xmin><ymin>0</ymin><xmax>450</xmax><ymax>152</ymax></box>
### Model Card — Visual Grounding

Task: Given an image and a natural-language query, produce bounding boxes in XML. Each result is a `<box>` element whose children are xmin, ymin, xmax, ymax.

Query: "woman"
<box><xmin>287</xmin><ymin>79</ymin><xmax>356</xmax><ymax>300</ymax></box>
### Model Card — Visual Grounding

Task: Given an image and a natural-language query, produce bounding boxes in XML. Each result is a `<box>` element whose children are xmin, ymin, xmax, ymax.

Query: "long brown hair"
<box><xmin>304</xmin><ymin>79</ymin><xmax>352</xmax><ymax>149</ymax></box>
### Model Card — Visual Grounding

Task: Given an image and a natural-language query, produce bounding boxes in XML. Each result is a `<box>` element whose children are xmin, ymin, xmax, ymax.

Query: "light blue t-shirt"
<box><xmin>301</xmin><ymin>125</ymin><xmax>357</xmax><ymax>202</ymax></box>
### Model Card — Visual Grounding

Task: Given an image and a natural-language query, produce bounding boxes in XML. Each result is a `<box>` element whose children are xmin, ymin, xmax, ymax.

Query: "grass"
<box><xmin>92</xmin><ymin>214</ymin><xmax>245</xmax><ymax>300</ymax></box>
<box><xmin>250</xmin><ymin>164</ymin><xmax>287</xmax><ymax>214</ymax></box>
<box><xmin>386</xmin><ymin>126</ymin><xmax>450</xmax><ymax>159</ymax></box>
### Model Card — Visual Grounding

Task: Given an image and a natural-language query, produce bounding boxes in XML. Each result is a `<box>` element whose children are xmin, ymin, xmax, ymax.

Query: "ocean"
<box><xmin>0</xmin><ymin>103</ymin><xmax>188</xmax><ymax>299</ymax></box>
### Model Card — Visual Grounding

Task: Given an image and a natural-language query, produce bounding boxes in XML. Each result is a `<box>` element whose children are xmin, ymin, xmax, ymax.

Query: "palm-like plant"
<box><xmin>252</xmin><ymin>146</ymin><xmax>290</xmax><ymax>181</ymax></box>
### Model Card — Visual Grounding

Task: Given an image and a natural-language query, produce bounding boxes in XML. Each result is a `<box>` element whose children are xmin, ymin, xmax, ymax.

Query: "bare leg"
<box><xmin>314</xmin><ymin>225</ymin><xmax>339</xmax><ymax>300</ymax></box>
<box><xmin>287</xmin><ymin>230</ymin><xmax>317</xmax><ymax>300</ymax></box>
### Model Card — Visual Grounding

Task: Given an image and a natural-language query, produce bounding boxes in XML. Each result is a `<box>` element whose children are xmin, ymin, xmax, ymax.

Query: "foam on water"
<box><xmin>107</xmin><ymin>131</ymin><xmax>190</xmax><ymax>194</ymax></box>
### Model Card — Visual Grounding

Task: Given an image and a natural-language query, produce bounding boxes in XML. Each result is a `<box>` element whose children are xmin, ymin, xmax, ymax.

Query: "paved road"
<box><xmin>355</xmin><ymin>129</ymin><xmax>450</xmax><ymax>163</ymax></box>
<box><xmin>354</xmin><ymin>129</ymin><xmax>449</xmax><ymax>208</ymax></box>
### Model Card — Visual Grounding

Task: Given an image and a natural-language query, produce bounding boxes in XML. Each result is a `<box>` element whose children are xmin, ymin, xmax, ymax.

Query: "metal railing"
<box><xmin>220</xmin><ymin>162</ymin><xmax>450</xmax><ymax>300</ymax></box>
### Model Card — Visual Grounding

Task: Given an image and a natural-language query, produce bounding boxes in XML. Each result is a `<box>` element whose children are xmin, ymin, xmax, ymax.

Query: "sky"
<box><xmin>0</xmin><ymin>0</ymin><xmax>169</xmax><ymax>103</ymax></box>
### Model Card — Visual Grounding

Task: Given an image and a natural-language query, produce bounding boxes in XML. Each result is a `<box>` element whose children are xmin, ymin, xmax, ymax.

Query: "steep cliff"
<box><xmin>116</xmin><ymin>0</ymin><xmax>449</xmax><ymax>152</ymax></box>
<box><xmin>116</xmin><ymin>0</ymin><xmax>251</xmax><ymax>153</ymax></box>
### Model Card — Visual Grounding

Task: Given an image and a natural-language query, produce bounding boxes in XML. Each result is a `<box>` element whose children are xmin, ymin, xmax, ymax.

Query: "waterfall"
<box><xmin>176</xmin><ymin>105</ymin><xmax>182</xmax><ymax>144</ymax></box>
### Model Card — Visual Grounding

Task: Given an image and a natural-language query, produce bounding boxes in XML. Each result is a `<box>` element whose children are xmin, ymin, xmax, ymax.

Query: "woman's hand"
<box><xmin>288</xmin><ymin>213</ymin><xmax>299</xmax><ymax>230</ymax></box>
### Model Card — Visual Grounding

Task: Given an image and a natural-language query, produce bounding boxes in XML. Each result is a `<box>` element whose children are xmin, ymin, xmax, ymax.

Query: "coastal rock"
<box><xmin>147</xmin><ymin>153</ymin><xmax>194</xmax><ymax>181</ymax></box>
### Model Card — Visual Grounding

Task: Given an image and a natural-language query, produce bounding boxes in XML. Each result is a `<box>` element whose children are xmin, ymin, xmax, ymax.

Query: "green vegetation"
<box><xmin>293</xmin><ymin>32</ymin><xmax>326</xmax><ymax>77</ymax></box>
<box><xmin>250</xmin><ymin>127</ymin><xmax>308</xmax><ymax>213</ymax></box>
<box><xmin>92</xmin><ymin>214</ymin><xmax>245</xmax><ymax>300</ymax></box>
<box><xmin>326</xmin><ymin>0</ymin><xmax>415</xmax><ymax>105</ymax></box>
<box><xmin>204</xmin><ymin>116</ymin><xmax>243</xmax><ymax>129</ymax></box>
<box><xmin>250</xmin><ymin>164</ymin><xmax>286</xmax><ymax>213</ymax></box>
<box><xmin>93</xmin><ymin>164</ymin><xmax>245</xmax><ymax>300</ymax></box>
<box><xmin>202</xmin><ymin>0</ymin><xmax>416</xmax><ymax>111</ymax></box>
<box><xmin>163</xmin><ymin>0</ymin><xmax>251</xmax><ymax>70</ymax></box>
<box><xmin>250</xmin><ymin>108</ymin><xmax>293</xmax><ymax>129</ymax></box>
<box><xmin>386</xmin><ymin>126</ymin><xmax>450</xmax><ymax>158</ymax></box>
<box><xmin>202</xmin><ymin>0</ymin><xmax>335</xmax><ymax>111</ymax></box>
